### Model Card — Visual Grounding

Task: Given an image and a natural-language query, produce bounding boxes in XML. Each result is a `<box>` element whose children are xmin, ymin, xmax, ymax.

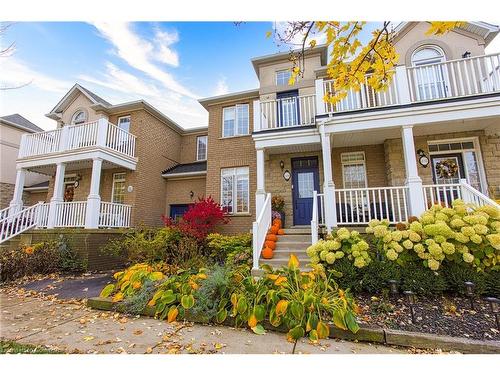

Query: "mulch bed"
<box><xmin>357</xmin><ymin>293</ymin><xmax>499</xmax><ymax>341</ymax></box>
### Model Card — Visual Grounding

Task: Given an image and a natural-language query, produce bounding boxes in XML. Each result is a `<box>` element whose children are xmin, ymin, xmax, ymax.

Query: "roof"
<box><xmin>78</xmin><ymin>85</ymin><xmax>112</xmax><ymax>107</ymax></box>
<box><xmin>162</xmin><ymin>161</ymin><xmax>207</xmax><ymax>177</ymax></box>
<box><xmin>251</xmin><ymin>44</ymin><xmax>328</xmax><ymax>78</ymax></box>
<box><xmin>24</xmin><ymin>181</ymin><xmax>49</xmax><ymax>191</ymax></box>
<box><xmin>393</xmin><ymin>22</ymin><xmax>500</xmax><ymax>46</ymax></box>
<box><xmin>0</xmin><ymin>114</ymin><xmax>44</xmax><ymax>133</ymax></box>
<box><xmin>198</xmin><ymin>89</ymin><xmax>260</xmax><ymax>109</ymax></box>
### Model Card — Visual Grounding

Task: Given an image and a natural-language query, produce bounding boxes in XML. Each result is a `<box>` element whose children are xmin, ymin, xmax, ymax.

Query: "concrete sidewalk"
<box><xmin>0</xmin><ymin>289</ymin><xmax>407</xmax><ymax>354</ymax></box>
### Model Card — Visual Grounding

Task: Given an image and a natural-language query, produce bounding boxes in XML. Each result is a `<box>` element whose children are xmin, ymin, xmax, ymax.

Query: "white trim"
<box><xmin>411</xmin><ymin>45</ymin><xmax>446</xmax><ymax>66</ymax></box>
<box><xmin>111</xmin><ymin>172</ymin><xmax>126</xmax><ymax>204</ymax></box>
<box><xmin>222</xmin><ymin>104</ymin><xmax>249</xmax><ymax>138</ymax></box>
<box><xmin>340</xmin><ymin>151</ymin><xmax>368</xmax><ymax>189</ymax></box>
<box><xmin>117</xmin><ymin>115</ymin><xmax>131</xmax><ymax>132</ymax></box>
<box><xmin>162</xmin><ymin>171</ymin><xmax>207</xmax><ymax>179</ymax></box>
<box><xmin>220</xmin><ymin>166</ymin><xmax>250</xmax><ymax>214</ymax></box>
<box><xmin>71</xmin><ymin>109</ymin><xmax>88</xmax><ymax>125</ymax></box>
<box><xmin>427</xmin><ymin>136</ymin><xmax>488</xmax><ymax>195</ymax></box>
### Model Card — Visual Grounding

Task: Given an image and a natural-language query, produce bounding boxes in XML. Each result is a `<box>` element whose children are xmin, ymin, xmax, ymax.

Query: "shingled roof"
<box><xmin>0</xmin><ymin>114</ymin><xmax>43</xmax><ymax>133</ymax></box>
<box><xmin>162</xmin><ymin>161</ymin><xmax>207</xmax><ymax>177</ymax></box>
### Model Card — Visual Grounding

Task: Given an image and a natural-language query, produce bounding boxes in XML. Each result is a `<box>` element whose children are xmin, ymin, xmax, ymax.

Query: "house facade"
<box><xmin>2</xmin><ymin>22</ymin><xmax>500</xmax><ymax>269</ymax></box>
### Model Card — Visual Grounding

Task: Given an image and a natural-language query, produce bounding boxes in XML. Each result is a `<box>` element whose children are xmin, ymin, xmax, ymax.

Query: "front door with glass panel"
<box><xmin>277</xmin><ymin>90</ymin><xmax>300</xmax><ymax>127</ymax></box>
<box><xmin>292</xmin><ymin>157</ymin><xmax>320</xmax><ymax>226</ymax></box>
<box><xmin>431</xmin><ymin>153</ymin><xmax>465</xmax><ymax>203</ymax></box>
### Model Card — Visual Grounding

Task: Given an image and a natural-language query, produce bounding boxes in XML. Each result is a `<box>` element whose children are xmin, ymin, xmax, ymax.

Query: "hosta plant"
<box><xmin>306</xmin><ymin>228</ymin><xmax>372</xmax><ymax>269</ymax></box>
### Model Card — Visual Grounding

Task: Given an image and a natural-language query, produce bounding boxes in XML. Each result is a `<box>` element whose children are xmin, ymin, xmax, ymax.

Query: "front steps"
<box><xmin>260</xmin><ymin>227</ymin><xmax>312</xmax><ymax>270</ymax></box>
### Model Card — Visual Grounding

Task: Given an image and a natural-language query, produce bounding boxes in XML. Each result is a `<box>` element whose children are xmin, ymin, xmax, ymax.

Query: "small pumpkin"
<box><xmin>277</xmin><ymin>229</ymin><xmax>285</xmax><ymax>235</ymax></box>
<box><xmin>265</xmin><ymin>240</ymin><xmax>276</xmax><ymax>250</ymax></box>
<box><xmin>266</xmin><ymin>234</ymin><xmax>278</xmax><ymax>242</ymax></box>
<box><xmin>273</xmin><ymin>219</ymin><xmax>282</xmax><ymax>229</ymax></box>
<box><xmin>270</xmin><ymin>226</ymin><xmax>279</xmax><ymax>235</ymax></box>
<box><xmin>262</xmin><ymin>247</ymin><xmax>274</xmax><ymax>259</ymax></box>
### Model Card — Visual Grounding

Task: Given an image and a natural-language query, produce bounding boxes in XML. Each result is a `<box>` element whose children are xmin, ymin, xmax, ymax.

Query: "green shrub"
<box><xmin>399</xmin><ymin>261</ymin><xmax>447</xmax><ymax>296</ymax></box>
<box><xmin>360</xmin><ymin>258</ymin><xmax>401</xmax><ymax>294</ymax></box>
<box><xmin>191</xmin><ymin>264</ymin><xmax>232</xmax><ymax>320</ymax></box>
<box><xmin>441</xmin><ymin>261</ymin><xmax>486</xmax><ymax>295</ymax></box>
<box><xmin>206</xmin><ymin>233</ymin><xmax>252</xmax><ymax>264</ymax></box>
<box><xmin>484</xmin><ymin>271</ymin><xmax>500</xmax><ymax>297</ymax></box>
<box><xmin>326</xmin><ymin>257</ymin><xmax>363</xmax><ymax>293</ymax></box>
<box><xmin>122</xmin><ymin>279</ymin><xmax>158</xmax><ymax>315</ymax></box>
<box><xmin>0</xmin><ymin>236</ymin><xmax>85</xmax><ymax>282</ymax></box>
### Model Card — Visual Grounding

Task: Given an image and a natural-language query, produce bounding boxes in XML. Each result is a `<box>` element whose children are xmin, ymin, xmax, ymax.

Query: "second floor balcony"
<box><xmin>253</xmin><ymin>52</ymin><xmax>500</xmax><ymax>132</ymax></box>
<box><xmin>18</xmin><ymin>118</ymin><xmax>137</xmax><ymax>161</ymax></box>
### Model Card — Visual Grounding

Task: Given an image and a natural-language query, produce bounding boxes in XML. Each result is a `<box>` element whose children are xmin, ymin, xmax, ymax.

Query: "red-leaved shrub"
<box><xmin>162</xmin><ymin>196</ymin><xmax>229</xmax><ymax>240</ymax></box>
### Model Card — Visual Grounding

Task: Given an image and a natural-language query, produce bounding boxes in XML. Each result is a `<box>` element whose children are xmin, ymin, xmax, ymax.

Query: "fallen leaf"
<box><xmin>83</xmin><ymin>336</ymin><xmax>94</xmax><ymax>341</ymax></box>
<box><xmin>133</xmin><ymin>329</ymin><xmax>143</xmax><ymax>335</ymax></box>
<box><xmin>145</xmin><ymin>347</ymin><xmax>153</xmax><ymax>354</ymax></box>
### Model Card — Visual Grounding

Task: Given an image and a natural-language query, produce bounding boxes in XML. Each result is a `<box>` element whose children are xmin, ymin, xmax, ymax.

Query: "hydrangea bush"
<box><xmin>366</xmin><ymin>200</ymin><xmax>500</xmax><ymax>272</ymax></box>
<box><xmin>306</xmin><ymin>228</ymin><xmax>372</xmax><ymax>269</ymax></box>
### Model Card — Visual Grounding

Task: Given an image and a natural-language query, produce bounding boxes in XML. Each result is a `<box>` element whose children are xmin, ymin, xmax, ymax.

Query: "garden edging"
<box><xmin>87</xmin><ymin>297</ymin><xmax>500</xmax><ymax>354</ymax></box>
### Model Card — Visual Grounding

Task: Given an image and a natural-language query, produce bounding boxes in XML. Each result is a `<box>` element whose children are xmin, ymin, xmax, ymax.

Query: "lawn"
<box><xmin>0</xmin><ymin>340</ymin><xmax>64</xmax><ymax>354</ymax></box>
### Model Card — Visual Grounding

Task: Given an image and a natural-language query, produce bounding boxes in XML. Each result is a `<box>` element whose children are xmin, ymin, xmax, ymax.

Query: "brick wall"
<box><xmin>179</xmin><ymin>132</ymin><xmax>207</xmax><ymax>164</ymax></box>
<box><xmin>0</xmin><ymin>182</ymin><xmax>32</xmax><ymax>208</ymax></box>
<box><xmin>165</xmin><ymin>177</ymin><xmax>207</xmax><ymax>216</ymax></box>
<box><xmin>28</xmin><ymin>191</ymin><xmax>48</xmax><ymax>205</ymax></box>
<box><xmin>205</xmin><ymin>95</ymin><xmax>259</xmax><ymax>234</ymax></box>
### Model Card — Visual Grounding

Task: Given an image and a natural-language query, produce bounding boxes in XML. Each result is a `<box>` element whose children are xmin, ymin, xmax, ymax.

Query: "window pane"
<box><xmin>276</xmin><ymin>70</ymin><xmax>291</xmax><ymax>85</ymax></box>
<box><xmin>221</xmin><ymin>174</ymin><xmax>234</xmax><ymax>213</ymax></box>
<box><xmin>343</xmin><ymin>164</ymin><xmax>367</xmax><ymax>189</ymax></box>
<box><xmin>236</xmin><ymin>175</ymin><xmax>249</xmax><ymax>212</ymax></box>
<box><xmin>236</xmin><ymin>104</ymin><xmax>249</xmax><ymax>135</ymax></box>
<box><xmin>197</xmin><ymin>136</ymin><xmax>207</xmax><ymax>160</ymax></box>
<box><xmin>118</xmin><ymin>116</ymin><xmax>131</xmax><ymax>132</ymax></box>
<box><xmin>465</xmin><ymin>151</ymin><xmax>482</xmax><ymax>192</ymax></box>
<box><xmin>221</xmin><ymin>167</ymin><xmax>249</xmax><ymax>213</ymax></box>
<box><xmin>112</xmin><ymin>173</ymin><xmax>126</xmax><ymax>204</ymax></box>
<box><xmin>223</xmin><ymin>107</ymin><xmax>235</xmax><ymax>137</ymax></box>
<box><xmin>297</xmin><ymin>172</ymin><xmax>314</xmax><ymax>198</ymax></box>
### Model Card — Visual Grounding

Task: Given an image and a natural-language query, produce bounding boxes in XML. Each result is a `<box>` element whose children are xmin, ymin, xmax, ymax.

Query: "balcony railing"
<box><xmin>18</xmin><ymin>119</ymin><xmax>136</xmax><ymax>159</ymax></box>
<box><xmin>257</xmin><ymin>94</ymin><xmax>316</xmax><ymax>130</ymax></box>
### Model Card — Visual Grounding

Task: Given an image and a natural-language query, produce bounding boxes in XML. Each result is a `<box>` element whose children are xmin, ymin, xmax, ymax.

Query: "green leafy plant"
<box><xmin>206</xmin><ymin>233</ymin><xmax>252</xmax><ymax>266</ymax></box>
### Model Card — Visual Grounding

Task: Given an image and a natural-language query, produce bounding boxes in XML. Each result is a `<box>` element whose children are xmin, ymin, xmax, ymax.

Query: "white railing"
<box><xmin>0</xmin><ymin>203</ymin><xmax>43</xmax><ymax>243</ymax></box>
<box><xmin>335</xmin><ymin>186</ymin><xmax>409</xmax><ymax>224</ymax></box>
<box><xmin>407</xmin><ymin>52</ymin><xmax>500</xmax><ymax>102</ymax></box>
<box><xmin>99</xmin><ymin>202</ymin><xmax>132</xmax><ymax>228</ymax></box>
<box><xmin>36</xmin><ymin>203</ymin><xmax>50</xmax><ymax>228</ymax></box>
<box><xmin>0</xmin><ymin>206</ymin><xmax>10</xmax><ymax>221</ymax></box>
<box><xmin>106</xmin><ymin>123</ymin><xmax>136</xmax><ymax>158</ymax></box>
<box><xmin>67</xmin><ymin>121</ymin><xmax>99</xmax><ymax>149</ymax></box>
<box><xmin>423</xmin><ymin>179</ymin><xmax>500</xmax><ymax>209</ymax></box>
<box><xmin>18</xmin><ymin>120</ymin><xmax>136</xmax><ymax>159</ymax></box>
<box><xmin>323</xmin><ymin>71</ymin><xmax>400</xmax><ymax>114</ymax></box>
<box><xmin>259</xmin><ymin>95</ymin><xmax>316</xmax><ymax>130</ymax></box>
<box><xmin>252</xmin><ymin>193</ymin><xmax>272</xmax><ymax>270</ymax></box>
<box><xmin>54</xmin><ymin>201</ymin><xmax>87</xmax><ymax>227</ymax></box>
<box><xmin>19</xmin><ymin>128</ymin><xmax>62</xmax><ymax>158</ymax></box>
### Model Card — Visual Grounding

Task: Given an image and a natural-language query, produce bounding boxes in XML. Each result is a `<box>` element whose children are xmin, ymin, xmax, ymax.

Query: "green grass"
<box><xmin>0</xmin><ymin>340</ymin><xmax>64</xmax><ymax>354</ymax></box>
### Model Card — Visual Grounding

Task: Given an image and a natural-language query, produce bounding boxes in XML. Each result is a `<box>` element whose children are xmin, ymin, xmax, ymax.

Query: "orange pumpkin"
<box><xmin>277</xmin><ymin>229</ymin><xmax>285</xmax><ymax>235</ymax></box>
<box><xmin>266</xmin><ymin>234</ymin><xmax>278</xmax><ymax>242</ymax></box>
<box><xmin>262</xmin><ymin>247</ymin><xmax>274</xmax><ymax>259</ymax></box>
<box><xmin>264</xmin><ymin>240</ymin><xmax>276</xmax><ymax>250</ymax></box>
<box><xmin>273</xmin><ymin>219</ymin><xmax>282</xmax><ymax>229</ymax></box>
<box><xmin>270</xmin><ymin>226</ymin><xmax>279</xmax><ymax>235</ymax></box>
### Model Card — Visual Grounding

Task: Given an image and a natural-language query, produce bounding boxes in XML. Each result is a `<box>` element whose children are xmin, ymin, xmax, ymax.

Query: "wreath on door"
<box><xmin>435</xmin><ymin>159</ymin><xmax>459</xmax><ymax>179</ymax></box>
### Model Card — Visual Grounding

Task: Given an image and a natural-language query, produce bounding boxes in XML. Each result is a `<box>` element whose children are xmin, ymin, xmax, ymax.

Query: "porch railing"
<box><xmin>99</xmin><ymin>202</ymin><xmax>132</xmax><ymax>228</ymax></box>
<box><xmin>54</xmin><ymin>201</ymin><xmax>87</xmax><ymax>227</ymax></box>
<box><xmin>0</xmin><ymin>203</ymin><xmax>43</xmax><ymax>243</ymax></box>
<box><xmin>322</xmin><ymin>71</ymin><xmax>400</xmax><ymax>114</ymax></box>
<box><xmin>407</xmin><ymin>52</ymin><xmax>500</xmax><ymax>102</ymax></box>
<box><xmin>259</xmin><ymin>95</ymin><xmax>316</xmax><ymax>130</ymax></box>
<box><xmin>335</xmin><ymin>186</ymin><xmax>409</xmax><ymax>224</ymax></box>
<box><xmin>18</xmin><ymin>120</ymin><xmax>136</xmax><ymax>159</ymax></box>
<box><xmin>252</xmin><ymin>193</ymin><xmax>272</xmax><ymax>270</ymax></box>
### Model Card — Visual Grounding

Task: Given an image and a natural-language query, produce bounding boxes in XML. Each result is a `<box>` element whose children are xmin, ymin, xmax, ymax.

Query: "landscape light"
<box><xmin>388</xmin><ymin>279</ymin><xmax>398</xmax><ymax>296</ymax></box>
<box><xmin>403</xmin><ymin>290</ymin><xmax>416</xmax><ymax>324</ymax></box>
<box><xmin>464</xmin><ymin>281</ymin><xmax>475</xmax><ymax>310</ymax></box>
<box><xmin>484</xmin><ymin>297</ymin><xmax>500</xmax><ymax>330</ymax></box>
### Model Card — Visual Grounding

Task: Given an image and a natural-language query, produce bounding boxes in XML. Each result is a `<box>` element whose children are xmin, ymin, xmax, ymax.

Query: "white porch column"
<box><xmin>401</xmin><ymin>125</ymin><xmax>426</xmax><ymax>217</ymax></box>
<box><xmin>47</xmin><ymin>162</ymin><xmax>66</xmax><ymax>228</ymax></box>
<box><xmin>8</xmin><ymin>168</ymin><xmax>27</xmax><ymax>215</ymax></box>
<box><xmin>85</xmin><ymin>157</ymin><xmax>103</xmax><ymax>229</ymax></box>
<box><xmin>255</xmin><ymin>148</ymin><xmax>266</xmax><ymax>217</ymax></box>
<box><xmin>320</xmin><ymin>124</ymin><xmax>337</xmax><ymax>233</ymax></box>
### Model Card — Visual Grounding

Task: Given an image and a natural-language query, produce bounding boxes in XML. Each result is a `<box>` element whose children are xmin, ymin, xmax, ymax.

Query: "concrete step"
<box><xmin>282</xmin><ymin>227</ymin><xmax>311</xmax><ymax>235</ymax></box>
<box><xmin>261</xmin><ymin>258</ymin><xmax>312</xmax><ymax>271</ymax></box>
<box><xmin>275</xmin><ymin>242</ymin><xmax>310</xmax><ymax>251</ymax></box>
<box><xmin>276</xmin><ymin>234</ymin><xmax>311</xmax><ymax>242</ymax></box>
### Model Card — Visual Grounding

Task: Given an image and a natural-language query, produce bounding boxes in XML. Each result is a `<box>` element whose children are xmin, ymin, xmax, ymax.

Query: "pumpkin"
<box><xmin>270</xmin><ymin>226</ymin><xmax>279</xmax><ymax>235</ymax></box>
<box><xmin>262</xmin><ymin>247</ymin><xmax>274</xmax><ymax>259</ymax></box>
<box><xmin>277</xmin><ymin>229</ymin><xmax>285</xmax><ymax>235</ymax></box>
<box><xmin>272</xmin><ymin>219</ymin><xmax>282</xmax><ymax>229</ymax></box>
<box><xmin>266</xmin><ymin>234</ymin><xmax>278</xmax><ymax>242</ymax></box>
<box><xmin>264</xmin><ymin>240</ymin><xmax>276</xmax><ymax>250</ymax></box>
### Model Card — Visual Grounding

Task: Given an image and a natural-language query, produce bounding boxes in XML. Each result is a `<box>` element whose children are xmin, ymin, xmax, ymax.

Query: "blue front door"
<box><xmin>292</xmin><ymin>157</ymin><xmax>320</xmax><ymax>226</ymax></box>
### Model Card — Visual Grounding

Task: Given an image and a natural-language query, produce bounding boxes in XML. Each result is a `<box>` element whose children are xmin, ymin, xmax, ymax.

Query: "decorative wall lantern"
<box><xmin>189</xmin><ymin>190</ymin><xmax>194</xmax><ymax>199</ymax></box>
<box><xmin>283</xmin><ymin>170</ymin><xmax>291</xmax><ymax>181</ymax></box>
<box><xmin>279</xmin><ymin>160</ymin><xmax>285</xmax><ymax>170</ymax></box>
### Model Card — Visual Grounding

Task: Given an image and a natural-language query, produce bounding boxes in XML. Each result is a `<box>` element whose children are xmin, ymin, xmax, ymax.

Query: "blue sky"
<box><xmin>2</xmin><ymin>22</ymin><xmax>285</xmax><ymax>129</ymax></box>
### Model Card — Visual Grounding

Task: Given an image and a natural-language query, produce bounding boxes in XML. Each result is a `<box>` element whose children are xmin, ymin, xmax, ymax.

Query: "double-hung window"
<box><xmin>220</xmin><ymin>167</ymin><xmax>249</xmax><ymax>214</ymax></box>
<box><xmin>196</xmin><ymin>135</ymin><xmax>207</xmax><ymax>161</ymax></box>
<box><xmin>112</xmin><ymin>173</ymin><xmax>126</xmax><ymax>204</ymax></box>
<box><xmin>222</xmin><ymin>104</ymin><xmax>249</xmax><ymax>137</ymax></box>
<box><xmin>341</xmin><ymin>152</ymin><xmax>368</xmax><ymax>189</ymax></box>
<box><xmin>276</xmin><ymin>69</ymin><xmax>292</xmax><ymax>86</ymax></box>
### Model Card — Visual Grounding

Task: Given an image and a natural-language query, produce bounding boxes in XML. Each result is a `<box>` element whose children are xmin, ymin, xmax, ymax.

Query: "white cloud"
<box><xmin>92</xmin><ymin>22</ymin><xmax>196</xmax><ymax>98</ymax></box>
<box><xmin>214</xmin><ymin>76</ymin><xmax>229</xmax><ymax>96</ymax></box>
<box><xmin>153</xmin><ymin>28</ymin><xmax>180</xmax><ymax>66</ymax></box>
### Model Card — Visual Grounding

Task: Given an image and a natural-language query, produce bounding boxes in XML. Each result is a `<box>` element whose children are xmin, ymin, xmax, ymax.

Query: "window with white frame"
<box><xmin>71</xmin><ymin>110</ymin><xmax>87</xmax><ymax>125</ymax></box>
<box><xmin>223</xmin><ymin>104</ymin><xmax>249</xmax><ymax>137</ymax></box>
<box><xmin>112</xmin><ymin>173</ymin><xmax>126</xmax><ymax>204</ymax></box>
<box><xmin>341</xmin><ymin>152</ymin><xmax>368</xmax><ymax>189</ymax></box>
<box><xmin>220</xmin><ymin>167</ymin><xmax>249</xmax><ymax>214</ymax></box>
<box><xmin>196</xmin><ymin>135</ymin><xmax>207</xmax><ymax>161</ymax></box>
<box><xmin>117</xmin><ymin>116</ymin><xmax>131</xmax><ymax>132</ymax></box>
<box><xmin>276</xmin><ymin>70</ymin><xmax>292</xmax><ymax>86</ymax></box>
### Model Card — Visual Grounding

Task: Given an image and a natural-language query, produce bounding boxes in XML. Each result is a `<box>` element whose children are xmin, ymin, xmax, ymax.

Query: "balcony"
<box><xmin>253</xmin><ymin>52</ymin><xmax>500</xmax><ymax>132</ymax></box>
<box><xmin>18</xmin><ymin>119</ymin><xmax>137</xmax><ymax>168</ymax></box>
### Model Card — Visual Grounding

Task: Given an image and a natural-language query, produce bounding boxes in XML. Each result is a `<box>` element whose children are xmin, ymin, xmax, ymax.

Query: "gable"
<box><xmin>60</xmin><ymin>92</ymin><xmax>100</xmax><ymax>125</ymax></box>
<box><xmin>394</xmin><ymin>22</ymin><xmax>488</xmax><ymax>66</ymax></box>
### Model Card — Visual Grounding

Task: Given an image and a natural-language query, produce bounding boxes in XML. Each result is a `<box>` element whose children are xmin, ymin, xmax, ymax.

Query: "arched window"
<box><xmin>411</xmin><ymin>45</ymin><xmax>445</xmax><ymax>66</ymax></box>
<box><xmin>71</xmin><ymin>110</ymin><xmax>87</xmax><ymax>125</ymax></box>
<box><xmin>411</xmin><ymin>46</ymin><xmax>448</xmax><ymax>100</ymax></box>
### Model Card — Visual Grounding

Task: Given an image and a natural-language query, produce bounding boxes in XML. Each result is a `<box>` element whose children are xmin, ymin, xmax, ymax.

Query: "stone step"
<box><xmin>274</xmin><ymin>242</ymin><xmax>310</xmax><ymax>251</ymax></box>
<box><xmin>275</xmin><ymin>234</ymin><xmax>311</xmax><ymax>242</ymax></box>
<box><xmin>260</xmin><ymin>258</ymin><xmax>312</xmax><ymax>271</ymax></box>
<box><xmin>282</xmin><ymin>227</ymin><xmax>311</xmax><ymax>235</ymax></box>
